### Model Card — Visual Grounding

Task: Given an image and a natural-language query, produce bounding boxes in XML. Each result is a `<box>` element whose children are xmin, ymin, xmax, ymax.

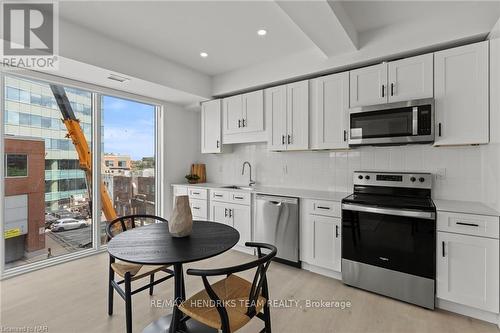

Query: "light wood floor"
<box><xmin>1</xmin><ymin>250</ymin><xmax>498</xmax><ymax>333</ymax></box>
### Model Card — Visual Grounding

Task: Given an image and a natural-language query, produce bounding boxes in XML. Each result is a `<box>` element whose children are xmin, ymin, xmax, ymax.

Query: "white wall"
<box><xmin>484</xmin><ymin>17</ymin><xmax>500</xmax><ymax>211</ymax></box>
<box><xmin>201</xmin><ymin>143</ymin><xmax>489</xmax><ymax>202</ymax></box>
<box><xmin>162</xmin><ymin>103</ymin><xmax>201</xmax><ymax>219</ymax></box>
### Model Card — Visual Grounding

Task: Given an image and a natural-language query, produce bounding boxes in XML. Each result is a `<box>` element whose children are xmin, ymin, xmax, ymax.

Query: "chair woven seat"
<box><xmin>111</xmin><ymin>261</ymin><xmax>168</xmax><ymax>281</ymax></box>
<box><xmin>179</xmin><ymin>274</ymin><xmax>266</xmax><ymax>332</ymax></box>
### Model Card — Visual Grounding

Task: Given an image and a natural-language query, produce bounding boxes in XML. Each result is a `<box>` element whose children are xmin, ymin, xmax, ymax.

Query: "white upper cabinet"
<box><xmin>201</xmin><ymin>99</ymin><xmax>224</xmax><ymax>154</ymax></box>
<box><xmin>241</xmin><ymin>90</ymin><xmax>264</xmax><ymax>133</ymax></box>
<box><xmin>222</xmin><ymin>95</ymin><xmax>243</xmax><ymax>135</ymax></box>
<box><xmin>266</xmin><ymin>80</ymin><xmax>309</xmax><ymax>151</ymax></box>
<box><xmin>350</xmin><ymin>54</ymin><xmax>434</xmax><ymax>107</ymax></box>
<box><xmin>437</xmin><ymin>231</ymin><xmax>499</xmax><ymax>313</ymax></box>
<box><xmin>222</xmin><ymin>90</ymin><xmax>266</xmax><ymax>144</ymax></box>
<box><xmin>265</xmin><ymin>85</ymin><xmax>287</xmax><ymax>150</ymax></box>
<box><xmin>388</xmin><ymin>54</ymin><xmax>434</xmax><ymax>103</ymax></box>
<box><xmin>286</xmin><ymin>81</ymin><xmax>309</xmax><ymax>150</ymax></box>
<box><xmin>310</xmin><ymin>72</ymin><xmax>349</xmax><ymax>150</ymax></box>
<box><xmin>434</xmin><ymin>41</ymin><xmax>489</xmax><ymax>146</ymax></box>
<box><xmin>350</xmin><ymin>63</ymin><xmax>388</xmax><ymax>107</ymax></box>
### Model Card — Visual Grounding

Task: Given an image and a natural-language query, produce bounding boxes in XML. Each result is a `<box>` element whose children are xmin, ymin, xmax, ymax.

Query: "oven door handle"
<box><xmin>342</xmin><ymin>203</ymin><xmax>435</xmax><ymax>220</ymax></box>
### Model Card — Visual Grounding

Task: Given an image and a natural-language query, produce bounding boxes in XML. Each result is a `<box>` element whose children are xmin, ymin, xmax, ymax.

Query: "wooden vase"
<box><xmin>169</xmin><ymin>195</ymin><xmax>193</xmax><ymax>237</ymax></box>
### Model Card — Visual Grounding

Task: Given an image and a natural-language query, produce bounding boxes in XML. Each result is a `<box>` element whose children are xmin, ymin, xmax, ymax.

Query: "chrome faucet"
<box><xmin>242</xmin><ymin>161</ymin><xmax>256</xmax><ymax>187</ymax></box>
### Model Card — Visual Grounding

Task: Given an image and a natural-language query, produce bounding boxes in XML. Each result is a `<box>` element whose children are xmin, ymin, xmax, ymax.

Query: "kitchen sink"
<box><xmin>219</xmin><ymin>185</ymin><xmax>254</xmax><ymax>191</ymax></box>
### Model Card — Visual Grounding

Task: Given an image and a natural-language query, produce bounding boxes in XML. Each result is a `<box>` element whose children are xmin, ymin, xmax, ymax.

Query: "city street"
<box><xmin>49</xmin><ymin>226</ymin><xmax>93</xmax><ymax>250</ymax></box>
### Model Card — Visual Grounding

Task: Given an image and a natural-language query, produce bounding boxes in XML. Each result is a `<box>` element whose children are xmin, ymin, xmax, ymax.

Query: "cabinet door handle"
<box><xmin>390</xmin><ymin>83</ymin><xmax>394</xmax><ymax>96</ymax></box>
<box><xmin>343</xmin><ymin>130</ymin><xmax>347</xmax><ymax>142</ymax></box>
<box><xmin>442</xmin><ymin>241</ymin><xmax>446</xmax><ymax>257</ymax></box>
<box><xmin>381</xmin><ymin>84</ymin><xmax>385</xmax><ymax>98</ymax></box>
<box><xmin>214</xmin><ymin>194</ymin><xmax>223</xmax><ymax>198</ymax></box>
<box><xmin>234</xmin><ymin>196</ymin><xmax>244</xmax><ymax>200</ymax></box>
<box><xmin>216</xmin><ymin>140</ymin><xmax>220</xmax><ymax>148</ymax></box>
<box><xmin>192</xmin><ymin>206</ymin><xmax>200</xmax><ymax>210</ymax></box>
<box><xmin>238</xmin><ymin>119</ymin><xmax>241</xmax><ymax>128</ymax></box>
<box><xmin>335</xmin><ymin>225</ymin><xmax>339</xmax><ymax>238</ymax></box>
<box><xmin>242</xmin><ymin>118</ymin><xmax>246</xmax><ymax>127</ymax></box>
<box><xmin>456</xmin><ymin>222</ymin><xmax>479</xmax><ymax>227</ymax></box>
<box><xmin>438</xmin><ymin>123</ymin><xmax>442</xmax><ymax>137</ymax></box>
<box><xmin>192</xmin><ymin>192</ymin><xmax>200</xmax><ymax>195</ymax></box>
<box><xmin>282</xmin><ymin>135</ymin><xmax>285</xmax><ymax>145</ymax></box>
<box><xmin>317</xmin><ymin>206</ymin><xmax>331</xmax><ymax>210</ymax></box>
<box><xmin>224</xmin><ymin>208</ymin><xmax>228</xmax><ymax>217</ymax></box>
<box><xmin>229</xmin><ymin>209</ymin><xmax>233</xmax><ymax>218</ymax></box>
<box><xmin>287</xmin><ymin>134</ymin><xmax>291</xmax><ymax>144</ymax></box>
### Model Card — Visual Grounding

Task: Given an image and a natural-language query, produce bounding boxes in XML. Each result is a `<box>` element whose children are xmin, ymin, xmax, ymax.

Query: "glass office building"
<box><xmin>4</xmin><ymin>75</ymin><xmax>92</xmax><ymax>213</ymax></box>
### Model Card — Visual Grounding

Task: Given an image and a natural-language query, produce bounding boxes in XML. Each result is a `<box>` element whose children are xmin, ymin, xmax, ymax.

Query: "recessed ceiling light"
<box><xmin>200</xmin><ymin>52</ymin><xmax>208</xmax><ymax>58</ymax></box>
<box><xmin>257</xmin><ymin>29</ymin><xmax>267</xmax><ymax>36</ymax></box>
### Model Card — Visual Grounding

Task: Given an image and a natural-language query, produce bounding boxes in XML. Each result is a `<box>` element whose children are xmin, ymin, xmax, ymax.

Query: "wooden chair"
<box><xmin>106</xmin><ymin>214</ymin><xmax>174</xmax><ymax>333</ymax></box>
<box><xmin>179</xmin><ymin>242</ymin><xmax>277</xmax><ymax>333</ymax></box>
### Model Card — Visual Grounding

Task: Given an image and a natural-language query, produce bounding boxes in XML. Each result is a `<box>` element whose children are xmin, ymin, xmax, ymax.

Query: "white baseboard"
<box><xmin>436</xmin><ymin>298</ymin><xmax>500</xmax><ymax>324</ymax></box>
<box><xmin>301</xmin><ymin>262</ymin><xmax>342</xmax><ymax>280</ymax></box>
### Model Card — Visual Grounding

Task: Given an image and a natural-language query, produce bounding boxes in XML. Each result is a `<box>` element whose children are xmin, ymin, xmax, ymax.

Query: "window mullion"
<box><xmin>92</xmin><ymin>93</ymin><xmax>102</xmax><ymax>249</ymax></box>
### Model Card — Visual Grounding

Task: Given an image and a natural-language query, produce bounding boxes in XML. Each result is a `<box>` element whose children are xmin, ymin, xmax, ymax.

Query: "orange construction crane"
<box><xmin>50</xmin><ymin>85</ymin><xmax>117</xmax><ymax>223</ymax></box>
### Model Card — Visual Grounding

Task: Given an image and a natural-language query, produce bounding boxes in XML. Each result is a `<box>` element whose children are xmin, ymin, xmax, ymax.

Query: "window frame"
<box><xmin>0</xmin><ymin>70</ymin><xmax>165</xmax><ymax>279</ymax></box>
<box><xmin>4</xmin><ymin>154</ymin><xmax>28</xmax><ymax>178</ymax></box>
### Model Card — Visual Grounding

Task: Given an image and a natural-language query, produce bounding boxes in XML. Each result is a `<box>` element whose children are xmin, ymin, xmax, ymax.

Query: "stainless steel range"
<box><xmin>341</xmin><ymin>171</ymin><xmax>436</xmax><ymax>309</ymax></box>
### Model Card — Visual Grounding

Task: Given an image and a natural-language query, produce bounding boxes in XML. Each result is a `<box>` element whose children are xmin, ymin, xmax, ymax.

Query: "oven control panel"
<box><xmin>354</xmin><ymin>171</ymin><xmax>432</xmax><ymax>189</ymax></box>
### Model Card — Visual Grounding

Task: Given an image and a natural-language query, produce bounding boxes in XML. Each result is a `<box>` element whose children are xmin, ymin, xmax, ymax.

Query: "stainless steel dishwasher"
<box><xmin>254</xmin><ymin>194</ymin><xmax>299</xmax><ymax>266</ymax></box>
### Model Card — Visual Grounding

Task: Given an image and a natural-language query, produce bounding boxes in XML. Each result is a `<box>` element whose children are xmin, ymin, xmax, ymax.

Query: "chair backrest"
<box><xmin>186</xmin><ymin>242</ymin><xmax>277</xmax><ymax>318</ymax></box>
<box><xmin>105</xmin><ymin>214</ymin><xmax>168</xmax><ymax>240</ymax></box>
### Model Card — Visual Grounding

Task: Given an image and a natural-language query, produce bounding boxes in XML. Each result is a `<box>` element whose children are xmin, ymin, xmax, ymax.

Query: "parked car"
<box><xmin>50</xmin><ymin>218</ymin><xmax>87</xmax><ymax>232</ymax></box>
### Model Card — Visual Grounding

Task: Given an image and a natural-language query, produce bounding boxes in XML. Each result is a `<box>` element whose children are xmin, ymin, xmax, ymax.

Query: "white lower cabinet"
<box><xmin>300</xmin><ymin>199</ymin><xmax>342</xmax><ymax>272</ymax></box>
<box><xmin>437</xmin><ymin>231</ymin><xmax>499</xmax><ymax>313</ymax></box>
<box><xmin>210</xmin><ymin>192</ymin><xmax>252</xmax><ymax>251</ymax></box>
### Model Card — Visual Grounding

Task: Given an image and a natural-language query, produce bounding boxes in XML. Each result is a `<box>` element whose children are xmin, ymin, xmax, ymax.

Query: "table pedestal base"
<box><xmin>142</xmin><ymin>315</ymin><xmax>217</xmax><ymax>333</ymax></box>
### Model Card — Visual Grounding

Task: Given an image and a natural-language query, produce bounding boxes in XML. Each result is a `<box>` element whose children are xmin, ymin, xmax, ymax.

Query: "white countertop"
<box><xmin>171</xmin><ymin>183</ymin><xmax>350</xmax><ymax>202</ymax></box>
<box><xmin>433</xmin><ymin>199</ymin><xmax>500</xmax><ymax>217</ymax></box>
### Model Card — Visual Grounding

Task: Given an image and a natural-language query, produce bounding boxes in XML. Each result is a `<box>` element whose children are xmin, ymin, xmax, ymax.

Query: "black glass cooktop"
<box><xmin>342</xmin><ymin>193</ymin><xmax>435</xmax><ymax>212</ymax></box>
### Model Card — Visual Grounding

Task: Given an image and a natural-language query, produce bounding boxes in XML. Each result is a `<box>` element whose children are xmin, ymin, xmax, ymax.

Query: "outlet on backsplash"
<box><xmin>436</xmin><ymin>168</ymin><xmax>446</xmax><ymax>180</ymax></box>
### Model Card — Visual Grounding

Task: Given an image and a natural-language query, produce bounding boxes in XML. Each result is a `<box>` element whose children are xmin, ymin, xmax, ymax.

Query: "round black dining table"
<box><xmin>107</xmin><ymin>221</ymin><xmax>240</xmax><ymax>333</ymax></box>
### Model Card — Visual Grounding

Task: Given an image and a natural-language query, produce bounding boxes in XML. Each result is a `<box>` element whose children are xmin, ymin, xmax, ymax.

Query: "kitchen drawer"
<box><xmin>190</xmin><ymin>199</ymin><xmax>207</xmax><ymax>219</ymax></box>
<box><xmin>437</xmin><ymin>212</ymin><xmax>499</xmax><ymax>239</ymax></box>
<box><xmin>308</xmin><ymin>199</ymin><xmax>341</xmax><ymax>218</ymax></box>
<box><xmin>230</xmin><ymin>191</ymin><xmax>251</xmax><ymax>205</ymax></box>
<box><xmin>188</xmin><ymin>188</ymin><xmax>208</xmax><ymax>200</ymax></box>
<box><xmin>211</xmin><ymin>190</ymin><xmax>230</xmax><ymax>202</ymax></box>
<box><xmin>173</xmin><ymin>186</ymin><xmax>188</xmax><ymax>196</ymax></box>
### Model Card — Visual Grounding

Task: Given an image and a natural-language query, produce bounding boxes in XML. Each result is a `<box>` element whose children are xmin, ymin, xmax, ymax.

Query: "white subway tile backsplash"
<box><xmin>201</xmin><ymin>143</ymin><xmax>493</xmax><ymax>203</ymax></box>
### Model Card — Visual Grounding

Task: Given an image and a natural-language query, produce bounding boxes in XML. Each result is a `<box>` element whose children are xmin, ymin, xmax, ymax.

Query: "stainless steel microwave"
<box><xmin>348</xmin><ymin>98</ymin><xmax>434</xmax><ymax>146</ymax></box>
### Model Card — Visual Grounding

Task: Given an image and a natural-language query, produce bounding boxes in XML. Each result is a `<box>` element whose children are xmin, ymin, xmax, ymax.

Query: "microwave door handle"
<box><xmin>341</xmin><ymin>203</ymin><xmax>435</xmax><ymax>220</ymax></box>
<box><xmin>412</xmin><ymin>107</ymin><xmax>418</xmax><ymax>135</ymax></box>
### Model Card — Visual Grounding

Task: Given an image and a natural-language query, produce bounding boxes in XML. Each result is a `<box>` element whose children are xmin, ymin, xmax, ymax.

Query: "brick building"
<box><xmin>4</xmin><ymin>136</ymin><xmax>45</xmax><ymax>262</ymax></box>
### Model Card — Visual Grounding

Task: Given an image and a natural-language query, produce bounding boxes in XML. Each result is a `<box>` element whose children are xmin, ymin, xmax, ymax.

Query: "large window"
<box><xmin>100</xmin><ymin>95</ymin><xmax>156</xmax><ymax>244</ymax></box>
<box><xmin>2</xmin><ymin>74</ymin><xmax>160</xmax><ymax>274</ymax></box>
<box><xmin>3</xmin><ymin>75</ymin><xmax>94</xmax><ymax>269</ymax></box>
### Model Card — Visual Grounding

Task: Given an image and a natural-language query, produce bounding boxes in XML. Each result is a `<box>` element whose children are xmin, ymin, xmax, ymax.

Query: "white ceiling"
<box><xmin>58</xmin><ymin>1</ymin><xmax>500</xmax><ymax>80</ymax></box>
<box><xmin>341</xmin><ymin>0</ymin><xmax>500</xmax><ymax>33</ymax></box>
<box><xmin>59</xmin><ymin>1</ymin><xmax>316</xmax><ymax>76</ymax></box>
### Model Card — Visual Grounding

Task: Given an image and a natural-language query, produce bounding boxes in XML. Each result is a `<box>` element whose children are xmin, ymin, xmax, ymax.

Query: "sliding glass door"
<box><xmin>1</xmin><ymin>73</ymin><xmax>161</xmax><ymax>273</ymax></box>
